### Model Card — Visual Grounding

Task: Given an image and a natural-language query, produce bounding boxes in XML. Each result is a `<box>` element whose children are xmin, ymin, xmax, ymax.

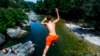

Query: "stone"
<box><xmin>7</xmin><ymin>27</ymin><xmax>28</xmax><ymax>38</ymax></box>
<box><xmin>0</xmin><ymin>33</ymin><xmax>5</xmax><ymax>45</ymax></box>
<box><xmin>0</xmin><ymin>41</ymin><xmax>35</xmax><ymax>56</ymax></box>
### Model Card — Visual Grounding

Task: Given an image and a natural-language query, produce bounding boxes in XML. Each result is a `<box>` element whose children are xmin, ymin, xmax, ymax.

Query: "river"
<box><xmin>18</xmin><ymin>10</ymin><xmax>48</xmax><ymax>56</ymax></box>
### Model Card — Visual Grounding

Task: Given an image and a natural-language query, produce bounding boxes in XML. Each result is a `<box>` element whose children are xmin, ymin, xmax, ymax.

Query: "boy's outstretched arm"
<box><xmin>53</xmin><ymin>8</ymin><xmax>60</xmax><ymax>23</ymax></box>
<box><xmin>41</xmin><ymin>17</ymin><xmax>47</xmax><ymax>25</ymax></box>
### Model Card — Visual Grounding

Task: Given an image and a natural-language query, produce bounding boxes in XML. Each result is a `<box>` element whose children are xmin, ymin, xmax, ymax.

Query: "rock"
<box><xmin>0</xmin><ymin>33</ymin><xmax>5</xmax><ymax>45</ymax></box>
<box><xmin>7</xmin><ymin>27</ymin><xmax>28</xmax><ymax>38</ymax></box>
<box><xmin>0</xmin><ymin>41</ymin><xmax>35</xmax><ymax>56</ymax></box>
<box><xmin>15</xmin><ymin>30</ymin><xmax>28</xmax><ymax>38</ymax></box>
<box><xmin>21</xmin><ymin>20</ymin><xmax>29</xmax><ymax>27</ymax></box>
<box><xmin>85</xmin><ymin>53</ymin><xmax>92</xmax><ymax>56</ymax></box>
<box><xmin>25</xmin><ymin>12</ymin><xmax>30</xmax><ymax>15</ymax></box>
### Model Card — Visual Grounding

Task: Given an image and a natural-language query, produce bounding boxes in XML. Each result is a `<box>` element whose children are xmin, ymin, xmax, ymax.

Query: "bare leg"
<box><xmin>42</xmin><ymin>46</ymin><xmax>50</xmax><ymax>56</ymax></box>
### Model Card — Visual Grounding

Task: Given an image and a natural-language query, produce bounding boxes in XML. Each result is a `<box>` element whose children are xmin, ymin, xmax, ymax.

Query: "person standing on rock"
<box><xmin>41</xmin><ymin>8</ymin><xmax>60</xmax><ymax>56</ymax></box>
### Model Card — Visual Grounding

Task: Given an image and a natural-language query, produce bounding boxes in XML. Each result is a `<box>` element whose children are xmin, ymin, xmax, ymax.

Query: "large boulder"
<box><xmin>0</xmin><ymin>33</ymin><xmax>5</xmax><ymax>45</ymax></box>
<box><xmin>0</xmin><ymin>41</ymin><xmax>35</xmax><ymax>56</ymax></box>
<box><xmin>7</xmin><ymin>27</ymin><xmax>28</xmax><ymax>38</ymax></box>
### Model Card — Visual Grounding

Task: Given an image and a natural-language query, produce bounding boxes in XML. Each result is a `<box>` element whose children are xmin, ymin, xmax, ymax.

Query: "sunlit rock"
<box><xmin>7</xmin><ymin>27</ymin><xmax>28</xmax><ymax>38</ymax></box>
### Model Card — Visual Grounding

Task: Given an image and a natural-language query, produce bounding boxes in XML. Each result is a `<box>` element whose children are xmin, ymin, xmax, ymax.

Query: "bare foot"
<box><xmin>42</xmin><ymin>55</ymin><xmax>46</xmax><ymax>56</ymax></box>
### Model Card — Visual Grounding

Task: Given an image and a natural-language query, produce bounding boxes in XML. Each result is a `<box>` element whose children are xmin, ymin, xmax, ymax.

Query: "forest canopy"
<box><xmin>33</xmin><ymin>0</ymin><xmax>100</xmax><ymax>31</ymax></box>
<box><xmin>0</xmin><ymin>0</ymin><xmax>100</xmax><ymax>33</ymax></box>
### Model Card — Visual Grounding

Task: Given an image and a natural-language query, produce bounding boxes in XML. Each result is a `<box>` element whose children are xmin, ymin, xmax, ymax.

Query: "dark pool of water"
<box><xmin>18</xmin><ymin>20</ymin><xmax>48</xmax><ymax>56</ymax></box>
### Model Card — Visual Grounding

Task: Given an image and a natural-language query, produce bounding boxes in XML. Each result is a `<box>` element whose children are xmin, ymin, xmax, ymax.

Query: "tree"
<box><xmin>0</xmin><ymin>0</ymin><xmax>28</xmax><ymax>33</ymax></box>
<box><xmin>33</xmin><ymin>0</ymin><xmax>100</xmax><ymax>31</ymax></box>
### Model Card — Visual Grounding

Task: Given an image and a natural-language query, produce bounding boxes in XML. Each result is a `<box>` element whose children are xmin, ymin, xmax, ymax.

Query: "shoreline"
<box><xmin>65</xmin><ymin>23</ymin><xmax>100</xmax><ymax>46</ymax></box>
<box><xmin>65</xmin><ymin>22</ymin><xmax>100</xmax><ymax>55</ymax></box>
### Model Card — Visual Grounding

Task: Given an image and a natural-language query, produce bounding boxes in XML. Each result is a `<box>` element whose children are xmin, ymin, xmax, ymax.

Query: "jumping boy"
<box><xmin>41</xmin><ymin>8</ymin><xmax>60</xmax><ymax>56</ymax></box>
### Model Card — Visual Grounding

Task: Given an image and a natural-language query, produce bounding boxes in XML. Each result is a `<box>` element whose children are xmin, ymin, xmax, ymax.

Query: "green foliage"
<box><xmin>34</xmin><ymin>0</ymin><xmax>100</xmax><ymax>31</ymax></box>
<box><xmin>0</xmin><ymin>0</ymin><xmax>26</xmax><ymax>8</ymax></box>
<box><xmin>0</xmin><ymin>0</ymin><xmax>28</xmax><ymax>33</ymax></box>
<box><xmin>0</xmin><ymin>0</ymin><xmax>9</xmax><ymax>8</ymax></box>
<box><xmin>81</xmin><ymin>0</ymin><xmax>95</xmax><ymax>16</ymax></box>
<box><xmin>35</xmin><ymin>0</ymin><xmax>77</xmax><ymax>14</ymax></box>
<box><xmin>0</xmin><ymin>8</ymin><xmax>27</xmax><ymax>32</ymax></box>
<box><xmin>34</xmin><ymin>0</ymin><xmax>83</xmax><ymax>22</ymax></box>
<box><xmin>23</xmin><ymin>1</ymin><xmax>36</xmax><ymax>11</ymax></box>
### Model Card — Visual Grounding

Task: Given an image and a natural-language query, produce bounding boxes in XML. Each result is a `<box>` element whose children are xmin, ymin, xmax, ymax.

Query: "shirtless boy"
<box><xmin>41</xmin><ymin>8</ymin><xmax>60</xmax><ymax>56</ymax></box>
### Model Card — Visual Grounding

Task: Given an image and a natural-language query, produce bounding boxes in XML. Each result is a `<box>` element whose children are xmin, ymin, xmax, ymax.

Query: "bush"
<box><xmin>0</xmin><ymin>8</ymin><xmax>27</xmax><ymax>33</ymax></box>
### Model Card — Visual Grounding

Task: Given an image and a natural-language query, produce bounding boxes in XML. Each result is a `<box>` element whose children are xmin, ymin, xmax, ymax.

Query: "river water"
<box><xmin>18</xmin><ymin>11</ymin><xmax>48</xmax><ymax>56</ymax></box>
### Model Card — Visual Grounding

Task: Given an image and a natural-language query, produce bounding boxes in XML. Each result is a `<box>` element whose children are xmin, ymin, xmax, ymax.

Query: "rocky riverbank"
<box><xmin>0</xmin><ymin>41</ymin><xmax>35</xmax><ymax>56</ymax></box>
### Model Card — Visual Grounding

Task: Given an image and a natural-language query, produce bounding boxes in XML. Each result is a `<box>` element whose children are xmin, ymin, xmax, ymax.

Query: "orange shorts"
<box><xmin>46</xmin><ymin>34</ymin><xmax>58</xmax><ymax>46</ymax></box>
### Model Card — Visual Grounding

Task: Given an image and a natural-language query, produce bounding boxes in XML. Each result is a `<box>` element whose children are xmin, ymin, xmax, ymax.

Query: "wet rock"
<box><xmin>0</xmin><ymin>33</ymin><xmax>5</xmax><ymax>45</ymax></box>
